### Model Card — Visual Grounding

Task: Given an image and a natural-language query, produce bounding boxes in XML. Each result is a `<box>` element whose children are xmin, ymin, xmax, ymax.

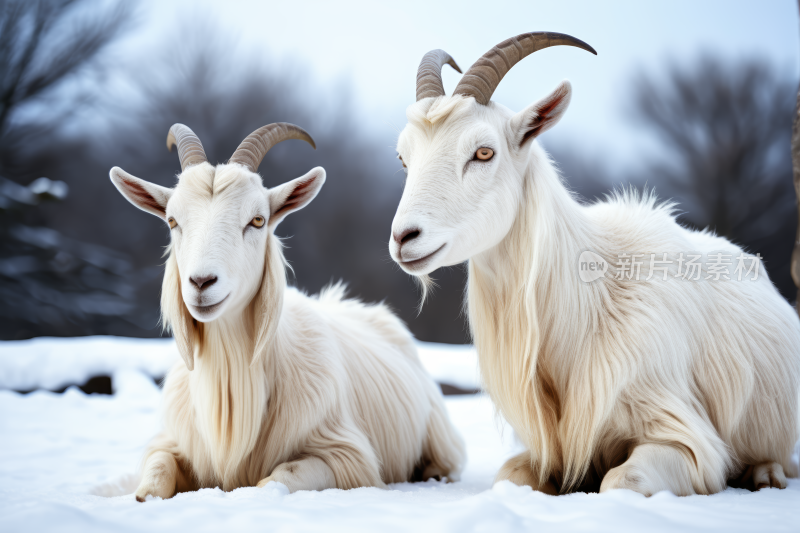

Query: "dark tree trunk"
<box><xmin>793</xmin><ymin>2</ymin><xmax>800</xmax><ymax>310</ymax></box>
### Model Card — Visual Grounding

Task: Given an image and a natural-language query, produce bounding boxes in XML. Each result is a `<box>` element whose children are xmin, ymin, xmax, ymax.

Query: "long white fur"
<box><xmin>110</xmin><ymin>160</ymin><xmax>464</xmax><ymax>500</ymax></box>
<box><xmin>390</xmin><ymin>84</ymin><xmax>800</xmax><ymax>496</ymax></box>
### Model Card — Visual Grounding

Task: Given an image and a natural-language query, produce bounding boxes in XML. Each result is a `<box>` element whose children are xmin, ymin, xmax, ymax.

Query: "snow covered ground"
<box><xmin>1</xmin><ymin>337</ymin><xmax>798</xmax><ymax>532</ymax></box>
<box><xmin>0</xmin><ymin>336</ymin><xmax>480</xmax><ymax>393</ymax></box>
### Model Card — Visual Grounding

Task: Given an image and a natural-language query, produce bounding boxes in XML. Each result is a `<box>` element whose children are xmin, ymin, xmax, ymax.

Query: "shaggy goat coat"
<box><xmin>141</xmin><ymin>169</ymin><xmax>464</xmax><ymax>494</ymax></box>
<box><xmin>468</xmin><ymin>141</ymin><xmax>800</xmax><ymax>494</ymax></box>
<box><xmin>394</xmin><ymin>33</ymin><xmax>799</xmax><ymax>494</ymax></box>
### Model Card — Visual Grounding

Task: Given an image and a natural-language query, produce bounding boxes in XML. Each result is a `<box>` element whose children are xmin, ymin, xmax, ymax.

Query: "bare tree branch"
<box><xmin>632</xmin><ymin>55</ymin><xmax>796</xmax><ymax>300</ymax></box>
<box><xmin>0</xmin><ymin>0</ymin><xmax>129</xmax><ymax>142</ymax></box>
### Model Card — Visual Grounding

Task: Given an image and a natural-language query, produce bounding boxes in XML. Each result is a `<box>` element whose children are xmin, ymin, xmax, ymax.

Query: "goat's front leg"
<box><xmin>495</xmin><ymin>451</ymin><xmax>559</xmax><ymax>495</ymax></box>
<box><xmin>600</xmin><ymin>443</ymin><xmax>704</xmax><ymax>496</ymax></box>
<box><xmin>257</xmin><ymin>456</ymin><xmax>336</xmax><ymax>493</ymax></box>
<box><xmin>135</xmin><ymin>444</ymin><xmax>194</xmax><ymax>502</ymax></box>
<box><xmin>732</xmin><ymin>462</ymin><xmax>788</xmax><ymax>490</ymax></box>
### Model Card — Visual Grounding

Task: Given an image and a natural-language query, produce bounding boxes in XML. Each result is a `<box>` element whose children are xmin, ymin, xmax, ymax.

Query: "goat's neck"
<box><xmin>466</xmin><ymin>151</ymin><xmax>600</xmax><ymax>482</ymax></box>
<box><xmin>469</xmin><ymin>151</ymin><xmax>597</xmax><ymax>358</ymax></box>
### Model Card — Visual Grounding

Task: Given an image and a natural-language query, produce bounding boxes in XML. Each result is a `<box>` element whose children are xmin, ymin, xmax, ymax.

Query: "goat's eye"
<box><xmin>168</xmin><ymin>217</ymin><xmax>177</xmax><ymax>229</ymax></box>
<box><xmin>251</xmin><ymin>216</ymin><xmax>265</xmax><ymax>228</ymax></box>
<box><xmin>475</xmin><ymin>148</ymin><xmax>494</xmax><ymax>161</ymax></box>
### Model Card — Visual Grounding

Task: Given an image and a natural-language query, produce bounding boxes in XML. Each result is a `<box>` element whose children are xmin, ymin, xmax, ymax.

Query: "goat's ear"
<box><xmin>109</xmin><ymin>166</ymin><xmax>173</xmax><ymax>221</ymax></box>
<box><xmin>510</xmin><ymin>80</ymin><xmax>572</xmax><ymax>149</ymax></box>
<box><xmin>267</xmin><ymin>166</ymin><xmax>326</xmax><ymax>228</ymax></box>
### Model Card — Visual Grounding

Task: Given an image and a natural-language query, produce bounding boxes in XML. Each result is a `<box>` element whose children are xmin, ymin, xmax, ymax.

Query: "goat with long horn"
<box><xmin>391</xmin><ymin>32</ymin><xmax>800</xmax><ymax>497</ymax></box>
<box><xmin>109</xmin><ymin>123</ymin><xmax>465</xmax><ymax>500</ymax></box>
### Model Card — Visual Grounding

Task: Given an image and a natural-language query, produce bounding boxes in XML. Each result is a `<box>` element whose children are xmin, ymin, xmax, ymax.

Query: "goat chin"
<box><xmin>137</xmin><ymin>237</ymin><xmax>465</xmax><ymax>497</ymax></box>
<box><xmin>468</xmin><ymin>142</ymin><xmax>800</xmax><ymax>495</ymax></box>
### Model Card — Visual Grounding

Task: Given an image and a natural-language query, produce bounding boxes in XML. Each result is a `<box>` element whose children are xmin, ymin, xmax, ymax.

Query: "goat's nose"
<box><xmin>393</xmin><ymin>227</ymin><xmax>421</xmax><ymax>246</ymax></box>
<box><xmin>190</xmin><ymin>274</ymin><xmax>217</xmax><ymax>291</ymax></box>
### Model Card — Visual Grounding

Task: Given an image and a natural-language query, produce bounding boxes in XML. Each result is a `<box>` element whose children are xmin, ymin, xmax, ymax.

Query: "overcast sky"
<box><xmin>139</xmin><ymin>0</ymin><xmax>799</xmax><ymax>171</ymax></box>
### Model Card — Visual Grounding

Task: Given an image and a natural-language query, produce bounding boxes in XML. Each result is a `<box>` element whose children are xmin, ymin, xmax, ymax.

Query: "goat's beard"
<box><xmin>191</xmin><ymin>321</ymin><xmax>266</xmax><ymax>489</ymax></box>
<box><xmin>414</xmin><ymin>274</ymin><xmax>437</xmax><ymax>316</ymax></box>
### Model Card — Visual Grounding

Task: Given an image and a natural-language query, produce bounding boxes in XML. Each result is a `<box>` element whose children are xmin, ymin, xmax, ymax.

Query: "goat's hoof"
<box><xmin>256</xmin><ymin>477</ymin><xmax>290</xmax><ymax>494</ymax></box>
<box><xmin>600</xmin><ymin>465</ymin><xmax>652</xmax><ymax>496</ymax></box>
<box><xmin>753</xmin><ymin>462</ymin><xmax>786</xmax><ymax>490</ymax></box>
<box><xmin>134</xmin><ymin>481</ymin><xmax>173</xmax><ymax>501</ymax></box>
<box><xmin>495</xmin><ymin>453</ymin><xmax>558</xmax><ymax>495</ymax></box>
<box><xmin>256</xmin><ymin>476</ymin><xmax>274</xmax><ymax>488</ymax></box>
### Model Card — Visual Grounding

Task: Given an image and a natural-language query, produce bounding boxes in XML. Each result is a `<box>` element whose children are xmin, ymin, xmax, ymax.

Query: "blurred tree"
<box><xmin>0</xmin><ymin>0</ymin><xmax>128</xmax><ymax>170</ymax></box>
<box><xmin>18</xmin><ymin>25</ymin><xmax>471</xmax><ymax>343</ymax></box>
<box><xmin>792</xmin><ymin>0</ymin><xmax>800</xmax><ymax>309</ymax></box>
<box><xmin>632</xmin><ymin>56</ymin><xmax>797</xmax><ymax>300</ymax></box>
<box><xmin>0</xmin><ymin>177</ymin><xmax>154</xmax><ymax>339</ymax></box>
<box><xmin>0</xmin><ymin>0</ymin><xmax>137</xmax><ymax>339</ymax></box>
<box><xmin>546</xmin><ymin>143</ymin><xmax>622</xmax><ymax>202</ymax></box>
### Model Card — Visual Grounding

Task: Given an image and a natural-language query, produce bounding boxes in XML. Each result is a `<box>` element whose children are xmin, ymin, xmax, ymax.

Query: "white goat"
<box><xmin>110</xmin><ymin>123</ymin><xmax>464</xmax><ymax>500</ymax></box>
<box><xmin>390</xmin><ymin>32</ymin><xmax>800</xmax><ymax>496</ymax></box>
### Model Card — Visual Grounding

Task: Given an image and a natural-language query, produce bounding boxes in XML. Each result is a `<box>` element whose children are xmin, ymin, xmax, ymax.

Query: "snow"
<box><xmin>416</xmin><ymin>340</ymin><xmax>479</xmax><ymax>391</ymax></box>
<box><xmin>1</xmin><ymin>337</ymin><xmax>799</xmax><ymax>532</ymax></box>
<box><xmin>0</xmin><ymin>336</ymin><xmax>177</xmax><ymax>391</ymax></box>
<box><xmin>0</xmin><ymin>336</ymin><xmax>480</xmax><ymax>392</ymax></box>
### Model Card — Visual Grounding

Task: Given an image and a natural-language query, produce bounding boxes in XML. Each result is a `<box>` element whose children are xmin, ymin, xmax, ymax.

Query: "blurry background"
<box><xmin>1</xmin><ymin>0</ymin><xmax>797</xmax><ymax>343</ymax></box>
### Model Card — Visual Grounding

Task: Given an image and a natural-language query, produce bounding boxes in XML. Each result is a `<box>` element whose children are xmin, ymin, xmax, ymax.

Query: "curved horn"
<box><xmin>416</xmin><ymin>49</ymin><xmax>462</xmax><ymax>101</ymax></box>
<box><xmin>453</xmin><ymin>32</ymin><xmax>596</xmax><ymax>105</ymax></box>
<box><xmin>166</xmin><ymin>124</ymin><xmax>208</xmax><ymax>171</ymax></box>
<box><xmin>229</xmin><ymin>123</ymin><xmax>316</xmax><ymax>173</ymax></box>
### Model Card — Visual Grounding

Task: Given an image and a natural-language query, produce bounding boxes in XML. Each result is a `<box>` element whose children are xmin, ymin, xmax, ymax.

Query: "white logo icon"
<box><xmin>578</xmin><ymin>251</ymin><xmax>607</xmax><ymax>282</ymax></box>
